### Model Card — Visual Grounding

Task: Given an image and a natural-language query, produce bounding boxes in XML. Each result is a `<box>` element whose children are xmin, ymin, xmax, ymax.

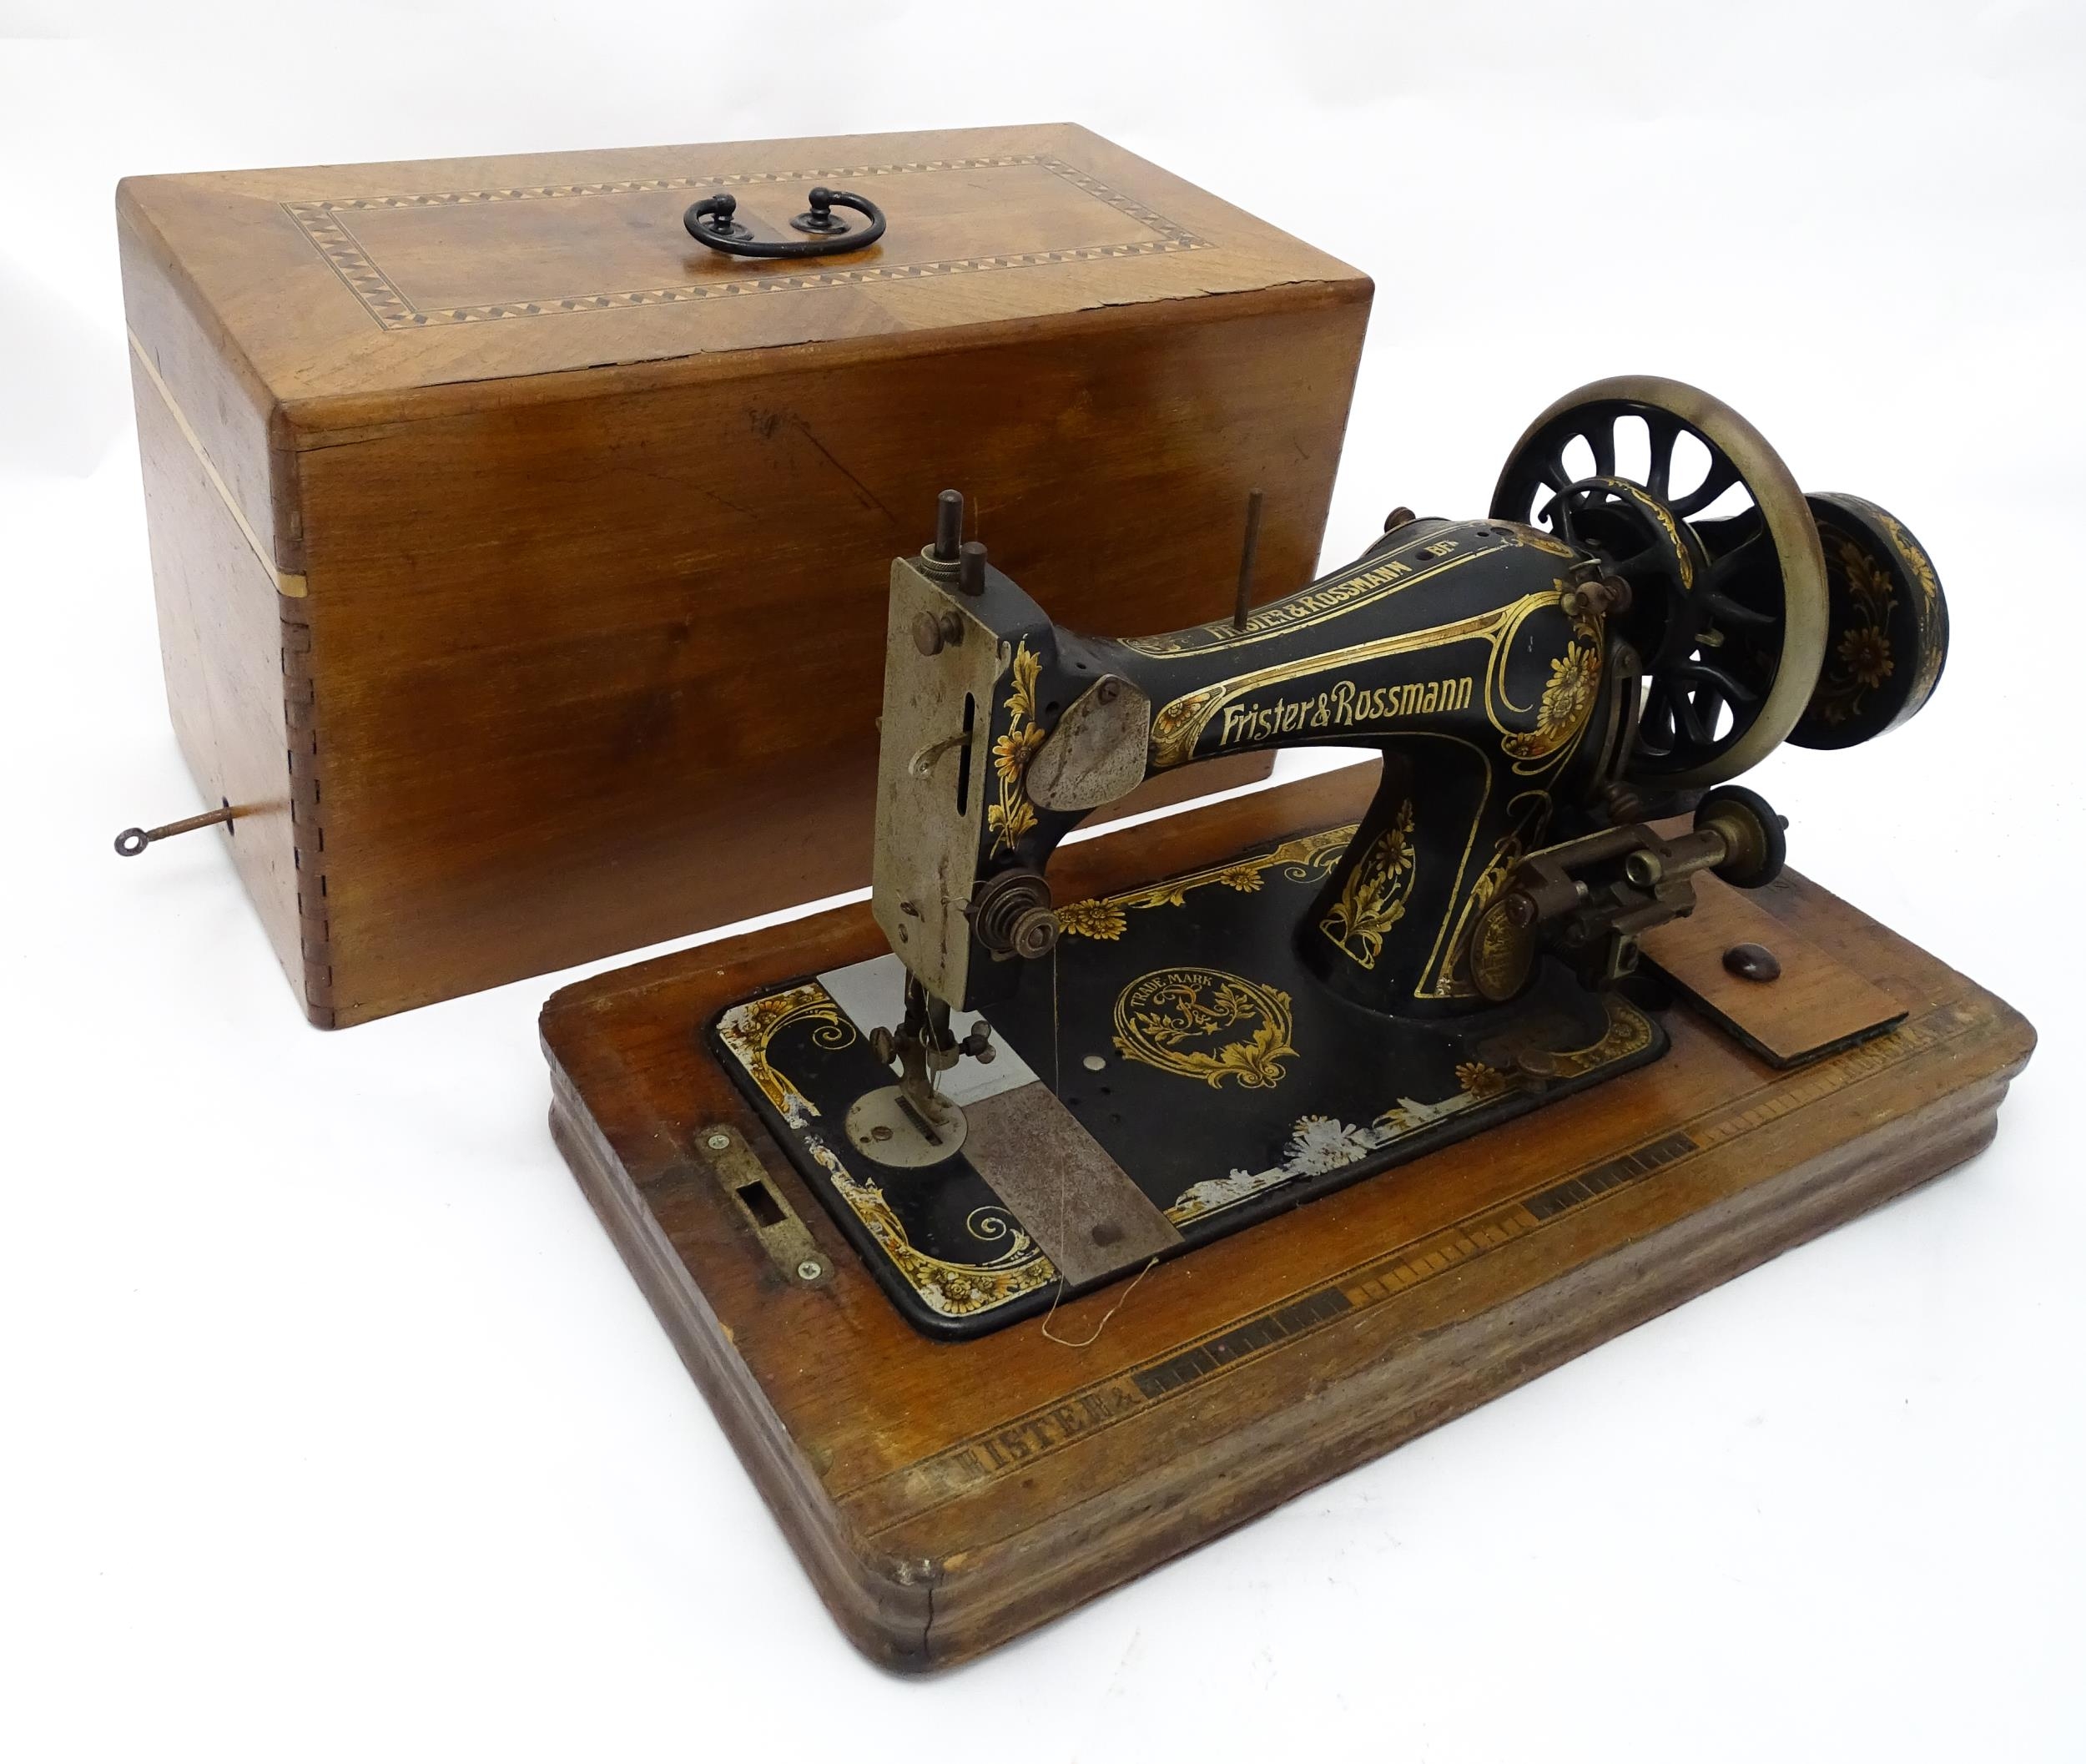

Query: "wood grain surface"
<box><xmin>115</xmin><ymin>125</ymin><xmax>1363</xmax><ymax>415</ymax></box>
<box><xmin>1638</xmin><ymin>869</ymin><xmax>1907</xmax><ymax>1065</ymax></box>
<box><xmin>127</xmin><ymin>350</ymin><xmax>308</xmax><ymax>986</ymax></box>
<box><xmin>119</xmin><ymin>124</ymin><xmax>1370</xmax><ymax>1024</ymax></box>
<box><xmin>540</xmin><ymin>767</ymin><xmax>2036</xmax><ymax>1671</ymax></box>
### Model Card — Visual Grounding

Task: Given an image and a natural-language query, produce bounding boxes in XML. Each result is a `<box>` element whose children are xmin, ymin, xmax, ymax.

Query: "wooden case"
<box><xmin>118</xmin><ymin>124</ymin><xmax>1371</xmax><ymax>1026</ymax></box>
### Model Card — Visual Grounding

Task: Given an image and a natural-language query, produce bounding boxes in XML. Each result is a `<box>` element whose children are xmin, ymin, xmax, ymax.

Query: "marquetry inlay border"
<box><xmin>834</xmin><ymin>993</ymin><xmax>1993</xmax><ymax>1528</ymax></box>
<box><xmin>284</xmin><ymin>154</ymin><xmax>1211</xmax><ymax>331</ymax></box>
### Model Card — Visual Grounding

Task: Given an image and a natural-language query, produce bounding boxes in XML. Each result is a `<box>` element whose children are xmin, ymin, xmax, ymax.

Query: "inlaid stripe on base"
<box><xmin>840</xmin><ymin>996</ymin><xmax>1983</xmax><ymax>1530</ymax></box>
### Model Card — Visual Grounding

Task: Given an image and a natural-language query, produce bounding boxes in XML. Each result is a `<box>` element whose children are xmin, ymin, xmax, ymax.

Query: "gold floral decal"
<box><xmin>1455</xmin><ymin>1060</ymin><xmax>1514</xmax><ymax>1101</ymax></box>
<box><xmin>1320</xmin><ymin>799</ymin><xmax>1418</xmax><ymax>970</ymax></box>
<box><xmin>1056</xmin><ymin>898</ymin><xmax>1127</xmax><ymax>940</ymax></box>
<box><xmin>1113</xmin><ymin>968</ymin><xmax>1297</xmax><ymax>1090</ymax></box>
<box><xmin>1164</xmin><ymin>1028</ymin><xmax>1610</xmax><ymax>1227</ymax></box>
<box><xmin>1810</xmin><ymin>523</ymin><xmax>1896</xmax><ymax>727</ymax></box>
<box><xmin>802</xmin><ymin>1137</ymin><xmax>1055</xmax><ymax>1318</ymax></box>
<box><xmin>1876</xmin><ymin>509</ymin><xmax>1939</xmax><ymax>612</ymax></box>
<box><xmin>1874</xmin><ymin>507</ymin><xmax>1947</xmax><ymax>708</ymax></box>
<box><xmin>714</xmin><ymin>983</ymin><xmax>858</xmax><ymax>1128</ymax></box>
<box><xmin>1056</xmin><ymin>827</ymin><xmax>1346</xmax><ymax>940</ymax></box>
<box><xmin>987</xmin><ymin>640</ymin><xmax>1044</xmax><ymax>855</ymax></box>
<box><xmin>1435</xmin><ymin>586</ymin><xmax>1601</xmax><ymax>995</ymax></box>
<box><xmin>1838</xmin><ymin>625</ymin><xmax>1892</xmax><ymax>689</ymax></box>
<box><xmin>1502</xmin><ymin>628</ymin><xmax>1601</xmax><ymax>762</ymax></box>
<box><xmin>1469</xmin><ymin>586</ymin><xmax>1603</xmax><ymax>774</ymax></box>
<box><xmin>1541</xmin><ymin>640</ymin><xmax>1600</xmax><ymax>728</ymax></box>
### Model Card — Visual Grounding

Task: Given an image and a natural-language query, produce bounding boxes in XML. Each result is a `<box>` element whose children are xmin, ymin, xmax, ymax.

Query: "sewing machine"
<box><xmin>704</xmin><ymin>376</ymin><xmax>1953</xmax><ymax>1339</ymax></box>
<box><xmin>546</xmin><ymin>370</ymin><xmax>2026</xmax><ymax>1666</ymax></box>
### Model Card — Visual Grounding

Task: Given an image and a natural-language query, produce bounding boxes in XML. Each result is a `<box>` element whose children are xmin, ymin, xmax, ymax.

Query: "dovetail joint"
<box><xmin>280</xmin><ymin>610</ymin><xmax>333</xmax><ymax>1018</ymax></box>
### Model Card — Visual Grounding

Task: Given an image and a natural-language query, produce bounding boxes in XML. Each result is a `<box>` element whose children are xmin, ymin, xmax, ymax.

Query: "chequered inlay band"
<box><xmin>283</xmin><ymin>155</ymin><xmax>1210</xmax><ymax>330</ymax></box>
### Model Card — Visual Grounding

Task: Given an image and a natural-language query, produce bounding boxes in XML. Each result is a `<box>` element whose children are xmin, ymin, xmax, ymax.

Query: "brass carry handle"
<box><xmin>114</xmin><ymin>803</ymin><xmax>243</xmax><ymax>856</ymax></box>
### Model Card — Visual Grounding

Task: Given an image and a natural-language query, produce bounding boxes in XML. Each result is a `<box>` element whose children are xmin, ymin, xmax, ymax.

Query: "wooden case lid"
<box><xmin>117</xmin><ymin>123</ymin><xmax>1368</xmax><ymax>413</ymax></box>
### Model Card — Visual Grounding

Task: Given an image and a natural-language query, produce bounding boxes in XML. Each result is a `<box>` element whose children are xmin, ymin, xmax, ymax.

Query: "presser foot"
<box><xmin>843</xmin><ymin>1083</ymin><xmax>968</xmax><ymax>1167</ymax></box>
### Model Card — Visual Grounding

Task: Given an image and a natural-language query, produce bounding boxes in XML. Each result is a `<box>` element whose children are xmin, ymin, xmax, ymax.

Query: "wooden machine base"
<box><xmin>540</xmin><ymin>768</ymin><xmax>2035</xmax><ymax>1671</ymax></box>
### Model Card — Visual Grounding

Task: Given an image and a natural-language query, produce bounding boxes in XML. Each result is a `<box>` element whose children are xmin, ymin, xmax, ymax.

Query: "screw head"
<box><xmin>796</xmin><ymin>1258</ymin><xmax>824</xmax><ymax>1282</ymax></box>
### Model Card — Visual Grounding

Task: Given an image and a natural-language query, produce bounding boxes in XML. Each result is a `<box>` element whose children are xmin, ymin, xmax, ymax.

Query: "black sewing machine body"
<box><xmin>883</xmin><ymin>513</ymin><xmax>1625</xmax><ymax>1016</ymax></box>
<box><xmin>709</xmin><ymin>377</ymin><xmax>1951</xmax><ymax>1338</ymax></box>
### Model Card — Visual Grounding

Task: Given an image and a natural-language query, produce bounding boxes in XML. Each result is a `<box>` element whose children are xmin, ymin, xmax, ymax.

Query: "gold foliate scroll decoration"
<box><xmin>714</xmin><ymin>983</ymin><xmax>858</xmax><ymax>1129</ymax></box>
<box><xmin>1810</xmin><ymin>522</ymin><xmax>1897</xmax><ymax>727</ymax></box>
<box><xmin>1319</xmin><ymin>799</ymin><xmax>1418</xmax><ymax>970</ymax></box>
<box><xmin>1112</xmin><ymin>968</ymin><xmax>1297</xmax><ymax>1090</ymax></box>
<box><xmin>987</xmin><ymin>640</ymin><xmax>1043</xmax><ymax>855</ymax></box>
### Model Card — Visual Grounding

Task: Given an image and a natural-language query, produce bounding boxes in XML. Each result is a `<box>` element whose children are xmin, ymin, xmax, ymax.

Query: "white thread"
<box><xmin>1041</xmin><ymin>1257</ymin><xmax>1157</xmax><ymax>1348</ymax></box>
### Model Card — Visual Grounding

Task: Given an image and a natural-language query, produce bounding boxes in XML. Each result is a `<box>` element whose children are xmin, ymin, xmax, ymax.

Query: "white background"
<box><xmin>3</xmin><ymin>2</ymin><xmax>2082</xmax><ymax>1757</ymax></box>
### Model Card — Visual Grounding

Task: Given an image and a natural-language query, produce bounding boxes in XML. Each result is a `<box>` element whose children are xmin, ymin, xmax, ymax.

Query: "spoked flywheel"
<box><xmin>1489</xmin><ymin>375</ymin><xmax>1829</xmax><ymax>790</ymax></box>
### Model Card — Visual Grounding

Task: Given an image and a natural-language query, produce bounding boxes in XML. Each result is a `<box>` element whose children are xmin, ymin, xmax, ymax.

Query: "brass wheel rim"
<box><xmin>1492</xmin><ymin>375</ymin><xmax>1828</xmax><ymax>790</ymax></box>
